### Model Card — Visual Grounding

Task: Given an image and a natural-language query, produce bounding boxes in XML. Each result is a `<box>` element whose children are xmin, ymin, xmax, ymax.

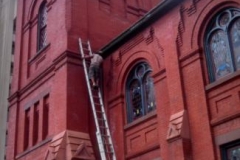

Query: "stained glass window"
<box><xmin>143</xmin><ymin>73</ymin><xmax>156</xmax><ymax>113</ymax></box>
<box><xmin>37</xmin><ymin>1</ymin><xmax>47</xmax><ymax>51</ymax></box>
<box><xmin>230</xmin><ymin>18</ymin><xmax>240</xmax><ymax>69</ymax></box>
<box><xmin>205</xmin><ymin>8</ymin><xmax>240</xmax><ymax>82</ymax></box>
<box><xmin>126</xmin><ymin>62</ymin><xmax>156</xmax><ymax>123</ymax></box>
<box><xmin>221</xmin><ymin>139</ymin><xmax>240</xmax><ymax>160</ymax></box>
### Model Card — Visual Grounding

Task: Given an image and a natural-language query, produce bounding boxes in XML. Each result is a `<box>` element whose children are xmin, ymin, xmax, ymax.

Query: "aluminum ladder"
<box><xmin>78</xmin><ymin>38</ymin><xmax>116</xmax><ymax>160</ymax></box>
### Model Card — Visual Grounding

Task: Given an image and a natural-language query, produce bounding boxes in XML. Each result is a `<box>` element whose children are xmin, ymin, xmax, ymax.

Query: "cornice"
<box><xmin>8</xmin><ymin>91</ymin><xmax>20</xmax><ymax>107</ymax></box>
<box><xmin>9</xmin><ymin>50</ymin><xmax>81</xmax><ymax>103</ymax></box>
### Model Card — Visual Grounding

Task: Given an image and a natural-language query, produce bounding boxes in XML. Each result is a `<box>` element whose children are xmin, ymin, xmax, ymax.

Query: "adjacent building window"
<box><xmin>221</xmin><ymin>139</ymin><xmax>240</xmax><ymax>160</ymax></box>
<box><xmin>126</xmin><ymin>62</ymin><xmax>156</xmax><ymax>123</ymax></box>
<box><xmin>23</xmin><ymin>94</ymin><xmax>50</xmax><ymax>150</ymax></box>
<box><xmin>205</xmin><ymin>8</ymin><xmax>240</xmax><ymax>82</ymax></box>
<box><xmin>24</xmin><ymin>109</ymin><xmax>30</xmax><ymax>150</ymax></box>
<box><xmin>37</xmin><ymin>1</ymin><xmax>47</xmax><ymax>51</ymax></box>
<box><xmin>33</xmin><ymin>102</ymin><xmax>39</xmax><ymax>145</ymax></box>
<box><xmin>42</xmin><ymin>95</ymin><xmax>49</xmax><ymax>139</ymax></box>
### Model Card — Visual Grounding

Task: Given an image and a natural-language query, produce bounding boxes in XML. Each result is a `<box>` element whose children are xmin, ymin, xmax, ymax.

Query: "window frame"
<box><xmin>125</xmin><ymin>62</ymin><xmax>156</xmax><ymax>123</ymax></box>
<box><xmin>37</xmin><ymin>1</ymin><xmax>47</xmax><ymax>52</ymax></box>
<box><xmin>205</xmin><ymin>8</ymin><xmax>240</xmax><ymax>82</ymax></box>
<box><xmin>23</xmin><ymin>109</ymin><xmax>30</xmax><ymax>150</ymax></box>
<box><xmin>221</xmin><ymin>139</ymin><xmax>240</xmax><ymax>160</ymax></box>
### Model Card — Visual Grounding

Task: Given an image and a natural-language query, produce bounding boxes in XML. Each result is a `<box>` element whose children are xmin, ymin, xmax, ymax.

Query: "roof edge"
<box><xmin>100</xmin><ymin>0</ymin><xmax>183</xmax><ymax>58</ymax></box>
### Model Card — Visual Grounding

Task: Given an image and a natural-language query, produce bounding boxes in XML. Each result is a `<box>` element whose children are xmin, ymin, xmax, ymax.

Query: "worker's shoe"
<box><xmin>93</xmin><ymin>85</ymin><xmax>98</xmax><ymax>90</ymax></box>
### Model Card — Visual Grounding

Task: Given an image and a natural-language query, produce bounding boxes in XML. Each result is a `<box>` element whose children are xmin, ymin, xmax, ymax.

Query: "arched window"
<box><xmin>205</xmin><ymin>8</ymin><xmax>240</xmax><ymax>82</ymax></box>
<box><xmin>37</xmin><ymin>1</ymin><xmax>47</xmax><ymax>51</ymax></box>
<box><xmin>126</xmin><ymin>62</ymin><xmax>156</xmax><ymax>123</ymax></box>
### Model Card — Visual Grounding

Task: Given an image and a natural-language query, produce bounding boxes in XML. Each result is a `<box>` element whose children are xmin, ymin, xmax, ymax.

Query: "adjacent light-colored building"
<box><xmin>0</xmin><ymin>0</ymin><xmax>17</xmax><ymax>159</ymax></box>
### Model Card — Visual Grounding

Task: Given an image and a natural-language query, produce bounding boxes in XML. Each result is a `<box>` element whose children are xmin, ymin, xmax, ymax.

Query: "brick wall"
<box><xmin>102</xmin><ymin>0</ymin><xmax>240</xmax><ymax>159</ymax></box>
<box><xmin>7</xmin><ymin>0</ymin><xmax>162</xmax><ymax>159</ymax></box>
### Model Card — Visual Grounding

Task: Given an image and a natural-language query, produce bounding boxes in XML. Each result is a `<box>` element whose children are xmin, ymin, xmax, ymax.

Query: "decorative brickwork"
<box><xmin>176</xmin><ymin>0</ymin><xmax>201</xmax><ymax>49</ymax></box>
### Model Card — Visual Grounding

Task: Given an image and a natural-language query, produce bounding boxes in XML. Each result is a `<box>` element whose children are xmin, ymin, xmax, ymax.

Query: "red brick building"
<box><xmin>7</xmin><ymin>0</ymin><xmax>240</xmax><ymax>160</ymax></box>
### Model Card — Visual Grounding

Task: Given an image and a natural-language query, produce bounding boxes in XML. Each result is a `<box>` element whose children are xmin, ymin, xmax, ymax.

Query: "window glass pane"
<box><xmin>204</xmin><ymin>8</ymin><xmax>240</xmax><ymax>82</ymax></box>
<box><xmin>219</xmin><ymin>12</ymin><xmax>230</xmax><ymax>27</ymax></box>
<box><xmin>129</xmin><ymin>80</ymin><xmax>142</xmax><ymax>120</ymax></box>
<box><xmin>209</xmin><ymin>30</ymin><xmax>233</xmax><ymax>79</ymax></box>
<box><xmin>38</xmin><ymin>2</ymin><xmax>47</xmax><ymax>51</ymax></box>
<box><xmin>24</xmin><ymin>109</ymin><xmax>30</xmax><ymax>150</ymax></box>
<box><xmin>126</xmin><ymin>62</ymin><xmax>156</xmax><ymax>123</ymax></box>
<box><xmin>143</xmin><ymin>73</ymin><xmax>156</xmax><ymax>113</ymax></box>
<box><xmin>221</xmin><ymin>139</ymin><xmax>240</xmax><ymax>160</ymax></box>
<box><xmin>233</xmin><ymin>10</ymin><xmax>240</xmax><ymax>16</ymax></box>
<box><xmin>137</xmin><ymin>65</ymin><xmax>145</xmax><ymax>77</ymax></box>
<box><xmin>230</xmin><ymin>18</ymin><xmax>240</xmax><ymax>69</ymax></box>
<box><xmin>40</xmin><ymin>5</ymin><xmax>47</xmax><ymax>27</ymax></box>
<box><xmin>227</xmin><ymin>145</ymin><xmax>240</xmax><ymax>160</ymax></box>
<box><xmin>39</xmin><ymin>27</ymin><xmax>47</xmax><ymax>49</ymax></box>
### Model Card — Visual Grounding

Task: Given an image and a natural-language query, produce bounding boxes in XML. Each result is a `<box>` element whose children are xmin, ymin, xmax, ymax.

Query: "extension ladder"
<box><xmin>78</xmin><ymin>38</ymin><xmax>116</xmax><ymax>160</ymax></box>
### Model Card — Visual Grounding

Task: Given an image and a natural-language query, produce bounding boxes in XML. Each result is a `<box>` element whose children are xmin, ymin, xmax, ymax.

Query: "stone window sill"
<box><xmin>16</xmin><ymin>137</ymin><xmax>52</xmax><ymax>159</ymax></box>
<box><xmin>28</xmin><ymin>43</ymin><xmax>50</xmax><ymax>64</ymax></box>
<box><xmin>205</xmin><ymin>70</ymin><xmax>240</xmax><ymax>91</ymax></box>
<box><xmin>124</xmin><ymin>110</ymin><xmax>157</xmax><ymax>131</ymax></box>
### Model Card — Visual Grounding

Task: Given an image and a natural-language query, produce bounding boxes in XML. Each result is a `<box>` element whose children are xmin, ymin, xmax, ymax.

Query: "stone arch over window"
<box><xmin>125</xmin><ymin>62</ymin><xmax>156</xmax><ymax>123</ymax></box>
<box><xmin>205</xmin><ymin>8</ymin><xmax>240</xmax><ymax>82</ymax></box>
<box><xmin>37</xmin><ymin>1</ymin><xmax>47</xmax><ymax>51</ymax></box>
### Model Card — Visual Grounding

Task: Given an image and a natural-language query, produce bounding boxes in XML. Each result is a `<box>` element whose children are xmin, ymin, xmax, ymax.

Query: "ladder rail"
<box><xmin>98</xmin><ymin>90</ymin><xmax>116</xmax><ymax>159</ymax></box>
<box><xmin>78</xmin><ymin>38</ymin><xmax>116</xmax><ymax>160</ymax></box>
<box><xmin>78</xmin><ymin>38</ymin><xmax>107</xmax><ymax>160</ymax></box>
<box><xmin>79</xmin><ymin>38</ymin><xmax>99</xmax><ymax>130</ymax></box>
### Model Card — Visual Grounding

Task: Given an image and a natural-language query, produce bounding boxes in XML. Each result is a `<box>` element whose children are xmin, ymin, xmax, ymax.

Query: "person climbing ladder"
<box><xmin>82</xmin><ymin>52</ymin><xmax>103</xmax><ymax>89</ymax></box>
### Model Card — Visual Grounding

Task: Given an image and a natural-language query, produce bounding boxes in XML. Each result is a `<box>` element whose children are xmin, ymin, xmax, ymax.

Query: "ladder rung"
<box><xmin>81</xmin><ymin>41</ymin><xmax>88</xmax><ymax>45</ymax></box>
<box><xmin>99</xmin><ymin>150</ymin><xmax>113</xmax><ymax>154</ymax></box>
<box><xmin>105</xmin><ymin>151</ymin><xmax>114</xmax><ymax>154</ymax></box>
<box><xmin>96</xmin><ymin>110</ymin><xmax>104</xmax><ymax>113</ymax></box>
<box><xmin>99</xmin><ymin>126</ymin><xmax>108</xmax><ymax>129</ymax></box>
<box><xmin>98</xmin><ymin>118</ymin><xmax>106</xmax><ymax>121</ymax></box>
<box><xmin>101</xmin><ymin>134</ymin><xmax>110</xmax><ymax>137</ymax></box>
<box><xmin>103</xmin><ymin>143</ymin><xmax>112</xmax><ymax>146</ymax></box>
<box><xmin>95</xmin><ymin>103</ymin><xmax>101</xmax><ymax>106</ymax></box>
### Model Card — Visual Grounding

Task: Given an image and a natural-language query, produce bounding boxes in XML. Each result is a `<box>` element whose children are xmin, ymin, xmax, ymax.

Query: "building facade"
<box><xmin>7</xmin><ymin>0</ymin><xmax>240</xmax><ymax>160</ymax></box>
<box><xmin>0</xmin><ymin>0</ymin><xmax>17</xmax><ymax>159</ymax></box>
<box><xmin>7</xmin><ymin>0</ymin><xmax>161</xmax><ymax>160</ymax></box>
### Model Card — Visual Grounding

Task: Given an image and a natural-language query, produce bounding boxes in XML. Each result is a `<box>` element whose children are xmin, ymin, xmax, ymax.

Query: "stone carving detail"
<box><xmin>176</xmin><ymin>6</ymin><xmax>185</xmax><ymax>47</ymax></box>
<box><xmin>114</xmin><ymin>27</ymin><xmax>158</xmax><ymax>66</ymax></box>
<box><xmin>167</xmin><ymin>110</ymin><xmax>190</xmax><ymax>141</ymax></box>
<box><xmin>73</xmin><ymin>142</ymin><xmax>94</xmax><ymax>160</ymax></box>
<box><xmin>176</xmin><ymin>0</ymin><xmax>201</xmax><ymax>48</ymax></box>
<box><xmin>145</xmin><ymin>27</ymin><xmax>154</xmax><ymax>44</ymax></box>
<box><xmin>44</xmin><ymin>130</ymin><xmax>95</xmax><ymax>160</ymax></box>
<box><xmin>120</xmin><ymin>34</ymin><xmax>144</xmax><ymax>58</ymax></box>
<box><xmin>183</xmin><ymin>0</ymin><xmax>201</xmax><ymax>17</ymax></box>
